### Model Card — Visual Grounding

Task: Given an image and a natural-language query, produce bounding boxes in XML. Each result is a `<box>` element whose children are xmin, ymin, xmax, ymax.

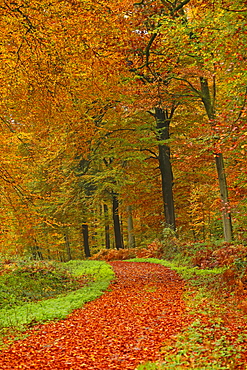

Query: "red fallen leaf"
<box><xmin>0</xmin><ymin>262</ymin><xmax>191</xmax><ymax>370</ymax></box>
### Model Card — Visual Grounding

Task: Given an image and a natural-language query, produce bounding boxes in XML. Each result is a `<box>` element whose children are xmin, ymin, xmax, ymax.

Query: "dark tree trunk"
<box><xmin>112</xmin><ymin>192</ymin><xmax>123</xmax><ymax>249</ymax></box>
<box><xmin>155</xmin><ymin>107</ymin><xmax>176</xmax><ymax>230</ymax></box>
<box><xmin>103</xmin><ymin>204</ymin><xmax>110</xmax><ymax>249</ymax></box>
<box><xmin>47</xmin><ymin>248</ymin><xmax>51</xmax><ymax>260</ymax></box>
<box><xmin>82</xmin><ymin>223</ymin><xmax>91</xmax><ymax>257</ymax></box>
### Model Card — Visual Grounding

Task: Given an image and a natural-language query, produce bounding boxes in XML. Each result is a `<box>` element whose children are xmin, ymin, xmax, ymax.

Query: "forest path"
<box><xmin>0</xmin><ymin>261</ymin><xmax>190</xmax><ymax>370</ymax></box>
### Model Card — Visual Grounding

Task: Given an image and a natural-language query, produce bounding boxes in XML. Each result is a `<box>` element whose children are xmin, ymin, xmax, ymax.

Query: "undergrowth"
<box><xmin>91</xmin><ymin>233</ymin><xmax>247</xmax><ymax>302</ymax></box>
<box><xmin>0</xmin><ymin>259</ymin><xmax>114</xmax><ymax>348</ymax></box>
<box><xmin>0</xmin><ymin>260</ymin><xmax>86</xmax><ymax>309</ymax></box>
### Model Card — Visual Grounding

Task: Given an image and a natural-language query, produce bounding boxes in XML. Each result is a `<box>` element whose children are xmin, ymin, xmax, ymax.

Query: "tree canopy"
<box><xmin>0</xmin><ymin>0</ymin><xmax>246</xmax><ymax>258</ymax></box>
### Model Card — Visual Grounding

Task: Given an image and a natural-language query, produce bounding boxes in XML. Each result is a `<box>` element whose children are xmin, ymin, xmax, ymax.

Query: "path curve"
<box><xmin>0</xmin><ymin>261</ymin><xmax>189</xmax><ymax>369</ymax></box>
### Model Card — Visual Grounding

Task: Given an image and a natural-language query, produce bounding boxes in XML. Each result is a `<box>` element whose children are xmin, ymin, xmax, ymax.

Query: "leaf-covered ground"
<box><xmin>0</xmin><ymin>261</ymin><xmax>191</xmax><ymax>369</ymax></box>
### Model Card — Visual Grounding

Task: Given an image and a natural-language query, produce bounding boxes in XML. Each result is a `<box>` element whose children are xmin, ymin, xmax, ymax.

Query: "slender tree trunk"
<box><xmin>127</xmin><ymin>205</ymin><xmax>135</xmax><ymax>248</ymax></box>
<box><xmin>215</xmin><ymin>153</ymin><xmax>233</xmax><ymax>242</ymax></box>
<box><xmin>47</xmin><ymin>248</ymin><xmax>51</xmax><ymax>260</ymax></box>
<box><xmin>155</xmin><ymin>107</ymin><xmax>176</xmax><ymax>230</ymax></box>
<box><xmin>120</xmin><ymin>219</ymin><xmax>125</xmax><ymax>249</ymax></box>
<box><xmin>200</xmin><ymin>77</ymin><xmax>233</xmax><ymax>242</ymax></box>
<box><xmin>112</xmin><ymin>192</ymin><xmax>123</xmax><ymax>249</ymax></box>
<box><xmin>91</xmin><ymin>210</ymin><xmax>98</xmax><ymax>250</ymax></box>
<box><xmin>103</xmin><ymin>204</ymin><xmax>110</xmax><ymax>249</ymax></box>
<box><xmin>82</xmin><ymin>223</ymin><xmax>91</xmax><ymax>257</ymax></box>
<box><xmin>31</xmin><ymin>238</ymin><xmax>43</xmax><ymax>260</ymax></box>
<box><xmin>64</xmin><ymin>232</ymin><xmax>72</xmax><ymax>261</ymax></box>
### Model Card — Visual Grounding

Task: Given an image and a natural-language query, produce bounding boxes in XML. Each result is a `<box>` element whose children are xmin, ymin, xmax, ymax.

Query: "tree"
<box><xmin>123</xmin><ymin>0</ymin><xmax>246</xmax><ymax>241</ymax></box>
<box><xmin>0</xmin><ymin>0</ymin><xmax>246</xmax><ymax>257</ymax></box>
<box><xmin>154</xmin><ymin>107</ymin><xmax>176</xmax><ymax>229</ymax></box>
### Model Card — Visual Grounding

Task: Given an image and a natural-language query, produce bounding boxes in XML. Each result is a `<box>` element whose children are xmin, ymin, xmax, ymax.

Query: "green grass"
<box><xmin>0</xmin><ymin>259</ymin><xmax>114</xmax><ymax>346</ymax></box>
<box><xmin>0</xmin><ymin>260</ymin><xmax>86</xmax><ymax>309</ymax></box>
<box><xmin>127</xmin><ymin>257</ymin><xmax>226</xmax><ymax>279</ymax></box>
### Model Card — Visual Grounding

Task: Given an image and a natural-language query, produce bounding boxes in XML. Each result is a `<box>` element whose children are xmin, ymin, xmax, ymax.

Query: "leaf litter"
<box><xmin>0</xmin><ymin>261</ymin><xmax>191</xmax><ymax>369</ymax></box>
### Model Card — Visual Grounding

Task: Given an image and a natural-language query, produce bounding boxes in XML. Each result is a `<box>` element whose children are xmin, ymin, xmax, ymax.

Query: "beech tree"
<box><xmin>122</xmin><ymin>0</ymin><xmax>246</xmax><ymax>241</ymax></box>
<box><xmin>0</xmin><ymin>0</ymin><xmax>246</xmax><ymax>255</ymax></box>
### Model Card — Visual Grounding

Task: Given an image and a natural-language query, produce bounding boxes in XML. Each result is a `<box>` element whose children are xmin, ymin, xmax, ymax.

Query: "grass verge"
<box><xmin>0</xmin><ymin>260</ymin><xmax>114</xmax><ymax>348</ymax></box>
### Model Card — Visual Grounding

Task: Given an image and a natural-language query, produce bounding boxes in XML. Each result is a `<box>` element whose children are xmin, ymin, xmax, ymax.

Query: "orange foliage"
<box><xmin>90</xmin><ymin>240</ymin><xmax>165</xmax><ymax>261</ymax></box>
<box><xmin>0</xmin><ymin>0</ymin><xmax>247</xmax><ymax>258</ymax></box>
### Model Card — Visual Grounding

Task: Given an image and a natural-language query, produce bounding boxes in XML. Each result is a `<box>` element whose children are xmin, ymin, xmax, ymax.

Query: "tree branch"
<box><xmin>145</xmin><ymin>33</ymin><xmax>157</xmax><ymax>67</ymax></box>
<box><xmin>140</xmin><ymin>148</ymin><xmax>159</xmax><ymax>159</ymax></box>
<box><xmin>171</xmin><ymin>76</ymin><xmax>202</xmax><ymax>97</ymax></box>
<box><xmin>174</xmin><ymin>0</ymin><xmax>191</xmax><ymax>13</ymax></box>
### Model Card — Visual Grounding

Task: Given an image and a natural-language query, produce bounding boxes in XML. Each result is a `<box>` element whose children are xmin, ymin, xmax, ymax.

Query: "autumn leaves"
<box><xmin>0</xmin><ymin>0</ymin><xmax>246</xmax><ymax>257</ymax></box>
<box><xmin>0</xmin><ymin>261</ymin><xmax>189</xmax><ymax>369</ymax></box>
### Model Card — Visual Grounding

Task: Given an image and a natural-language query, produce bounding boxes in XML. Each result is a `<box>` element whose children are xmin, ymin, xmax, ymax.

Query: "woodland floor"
<box><xmin>0</xmin><ymin>261</ymin><xmax>192</xmax><ymax>369</ymax></box>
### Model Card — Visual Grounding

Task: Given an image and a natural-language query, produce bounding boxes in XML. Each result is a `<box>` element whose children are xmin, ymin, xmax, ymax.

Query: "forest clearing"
<box><xmin>0</xmin><ymin>0</ymin><xmax>247</xmax><ymax>368</ymax></box>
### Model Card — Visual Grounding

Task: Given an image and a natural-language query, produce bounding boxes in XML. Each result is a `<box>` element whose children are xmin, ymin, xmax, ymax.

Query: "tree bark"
<box><xmin>127</xmin><ymin>205</ymin><xmax>135</xmax><ymax>248</ymax></box>
<box><xmin>82</xmin><ymin>223</ymin><xmax>91</xmax><ymax>257</ymax></box>
<box><xmin>103</xmin><ymin>203</ymin><xmax>110</xmax><ymax>249</ymax></box>
<box><xmin>215</xmin><ymin>153</ymin><xmax>233</xmax><ymax>242</ymax></box>
<box><xmin>64</xmin><ymin>232</ymin><xmax>72</xmax><ymax>261</ymax></box>
<box><xmin>112</xmin><ymin>192</ymin><xmax>124</xmax><ymax>249</ymax></box>
<box><xmin>200</xmin><ymin>77</ymin><xmax>233</xmax><ymax>241</ymax></box>
<box><xmin>155</xmin><ymin>107</ymin><xmax>176</xmax><ymax>230</ymax></box>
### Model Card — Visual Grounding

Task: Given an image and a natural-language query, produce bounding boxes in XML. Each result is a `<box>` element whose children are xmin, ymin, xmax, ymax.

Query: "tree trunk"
<box><xmin>155</xmin><ymin>107</ymin><xmax>176</xmax><ymax>230</ymax></box>
<box><xmin>31</xmin><ymin>238</ymin><xmax>43</xmax><ymax>260</ymax></box>
<box><xmin>103</xmin><ymin>204</ymin><xmax>110</xmax><ymax>249</ymax></box>
<box><xmin>127</xmin><ymin>205</ymin><xmax>135</xmax><ymax>248</ymax></box>
<box><xmin>82</xmin><ymin>223</ymin><xmax>91</xmax><ymax>257</ymax></box>
<box><xmin>64</xmin><ymin>232</ymin><xmax>72</xmax><ymax>261</ymax></box>
<box><xmin>215</xmin><ymin>153</ymin><xmax>233</xmax><ymax>242</ymax></box>
<box><xmin>200</xmin><ymin>77</ymin><xmax>233</xmax><ymax>241</ymax></box>
<box><xmin>112</xmin><ymin>192</ymin><xmax>123</xmax><ymax>249</ymax></box>
<box><xmin>121</xmin><ymin>219</ymin><xmax>125</xmax><ymax>249</ymax></box>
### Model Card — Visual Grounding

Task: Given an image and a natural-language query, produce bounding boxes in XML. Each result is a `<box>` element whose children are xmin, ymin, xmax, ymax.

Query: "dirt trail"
<box><xmin>0</xmin><ymin>261</ymin><xmax>190</xmax><ymax>369</ymax></box>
